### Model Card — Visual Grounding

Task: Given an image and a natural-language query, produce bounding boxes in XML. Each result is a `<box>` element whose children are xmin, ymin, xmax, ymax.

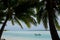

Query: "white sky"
<box><xmin>0</xmin><ymin>16</ymin><xmax>59</xmax><ymax>31</ymax></box>
<box><xmin>3</xmin><ymin>21</ymin><xmax>46</xmax><ymax>31</ymax></box>
<box><xmin>0</xmin><ymin>16</ymin><xmax>60</xmax><ymax>31</ymax></box>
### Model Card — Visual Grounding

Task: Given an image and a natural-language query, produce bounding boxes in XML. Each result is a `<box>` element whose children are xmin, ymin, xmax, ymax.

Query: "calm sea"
<box><xmin>2</xmin><ymin>31</ymin><xmax>60</xmax><ymax>40</ymax></box>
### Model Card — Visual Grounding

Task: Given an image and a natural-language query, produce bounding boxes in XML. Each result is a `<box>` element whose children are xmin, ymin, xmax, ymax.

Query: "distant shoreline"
<box><xmin>3</xmin><ymin>29</ymin><xmax>60</xmax><ymax>31</ymax></box>
<box><xmin>3</xmin><ymin>30</ymin><xmax>60</xmax><ymax>31</ymax></box>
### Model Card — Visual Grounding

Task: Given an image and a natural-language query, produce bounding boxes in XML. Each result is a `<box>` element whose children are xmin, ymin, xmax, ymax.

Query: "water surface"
<box><xmin>2</xmin><ymin>31</ymin><xmax>60</xmax><ymax>40</ymax></box>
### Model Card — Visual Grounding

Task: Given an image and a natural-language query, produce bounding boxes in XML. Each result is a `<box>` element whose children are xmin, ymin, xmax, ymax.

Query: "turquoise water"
<box><xmin>2</xmin><ymin>31</ymin><xmax>60</xmax><ymax>40</ymax></box>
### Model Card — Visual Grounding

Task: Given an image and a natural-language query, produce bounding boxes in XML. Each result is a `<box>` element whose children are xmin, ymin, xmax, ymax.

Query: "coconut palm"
<box><xmin>0</xmin><ymin>0</ymin><xmax>39</xmax><ymax>39</ymax></box>
<box><xmin>36</xmin><ymin>0</ymin><xmax>60</xmax><ymax>40</ymax></box>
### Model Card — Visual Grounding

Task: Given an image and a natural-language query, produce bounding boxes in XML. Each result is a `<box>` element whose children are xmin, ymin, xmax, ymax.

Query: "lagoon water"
<box><xmin>2</xmin><ymin>31</ymin><xmax>60</xmax><ymax>40</ymax></box>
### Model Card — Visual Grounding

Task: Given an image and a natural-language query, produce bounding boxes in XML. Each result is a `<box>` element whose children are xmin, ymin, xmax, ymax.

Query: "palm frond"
<box><xmin>27</xmin><ymin>16</ymin><xmax>37</xmax><ymax>26</ymax></box>
<box><xmin>26</xmin><ymin>8</ymin><xmax>36</xmax><ymax>17</ymax></box>
<box><xmin>14</xmin><ymin>17</ymin><xmax>23</xmax><ymax>29</ymax></box>
<box><xmin>36</xmin><ymin>7</ymin><xmax>45</xmax><ymax>24</ymax></box>
<box><xmin>55</xmin><ymin>19</ymin><xmax>60</xmax><ymax>30</ymax></box>
<box><xmin>22</xmin><ymin>18</ymin><xmax>31</xmax><ymax>28</ymax></box>
<box><xmin>42</xmin><ymin>11</ymin><xmax>48</xmax><ymax>29</ymax></box>
<box><xmin>11</xmin><ymin>18</ymin><xmax>14</xmax><ymax>25</ymax></box>
<box><xmin>20</xmin><ymin>15</ymin><xmax>37</xmax><ymax>28</ymax></box>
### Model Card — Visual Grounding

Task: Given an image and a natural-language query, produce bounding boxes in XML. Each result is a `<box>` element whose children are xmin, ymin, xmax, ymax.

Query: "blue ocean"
<box><xmin>2</xmin><ymin>31</ymin><xmax>60</xmax><ymax>40</ymax></box>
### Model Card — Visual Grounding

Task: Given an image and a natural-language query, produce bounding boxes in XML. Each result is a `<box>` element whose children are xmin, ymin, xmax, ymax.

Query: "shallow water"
<box><xmin>2</xmin><ymin>31</ymin><xmax>60</xmax><ymax>40</ymax></box>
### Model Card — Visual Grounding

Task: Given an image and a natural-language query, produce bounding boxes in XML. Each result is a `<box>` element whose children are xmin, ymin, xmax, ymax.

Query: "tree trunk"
<box><xmin>46</xmin><ymin>0</ymin><xmax>60</xmax><ymax>40</ymax></box>
<box><xmin>48</xmin><ymin>10</ymin><xmax>60</xmax><ymax>40</ymax></box>
<box><xmin>0</xmin><ymin>15</ymin><xmax>9</xmax><ymax>39</ymax></box>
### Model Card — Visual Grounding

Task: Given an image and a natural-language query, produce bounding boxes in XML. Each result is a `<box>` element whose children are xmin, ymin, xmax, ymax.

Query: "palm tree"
<box><xmin>36</xmin><ymin>0</ymin><xmax>60</xmax><ymax>40</ymax></box>
<box><xmin>0</xmin><ymin>0</ymin><xmax>39</xmax><ymax>39</ymax></box>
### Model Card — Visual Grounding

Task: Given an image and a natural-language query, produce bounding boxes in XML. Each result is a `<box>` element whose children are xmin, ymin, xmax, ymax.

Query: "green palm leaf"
<box><xmin>11</xmin><ymin>18</ymin><xmax>14</xmax><ymax>25</ymax></box>
<box><xmin>14</xmin><ymin>17</ymin><xmax>23</xmax><ymax>29</ymax></box>
<box><xmin>24</xmin><ymin>20</ymin><xmax>31</xmax><ymax>28</ymax></box>
<box><xmin>42</xmin><ymin>11</ymin><xmax>48</xmax><ymax>29</ymax></box>
<box><xmin>20</xmin><ymin>15</ymin><xmax>37</xmax><ymax>28</ymax></box>
<box><xmin>55</xmin><ymin>19</ymin><xmax>60</xmax><ymax>30</ymax></box>
<box><xmin>22</xmin><ymin>18</ymin><xmax>31</xmax><ymax>28</ymax></box>
<box><xmin>36</xmin><ymin>7</ymin><xmax>45</xmax><ymax>24</ymax></box>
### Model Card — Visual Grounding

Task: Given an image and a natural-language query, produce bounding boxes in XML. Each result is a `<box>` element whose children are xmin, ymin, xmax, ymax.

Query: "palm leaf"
<box><xmin>55</xmin><ymin>19</ymin><xmax>60</xmax><ymax>30</ymax></box>
<box><xmin>37</xmin><ymin>14</ymin><xmax>42</xmax><ymax>24</ymax></box>
<box><xmin>42</xmin><ymin>11</ymin><xmax>48</xmax><ymax>29</ymax></box>
<box><xmin>24</xmin><ymin>20</ymin><xmax>31</xmax><ymax>28</ymax></box>
<box><xmin>42</xmin><ymin>17</ymin><xmax>48</xmax><ymax>29</ymax></box>
<box><xmin>11</xmin><ymin>18</ymin><xmax>14</xmax><ymax>25</ymax></box>
<box><xmin>22</xmin><ymin>18</ymin><xmax>31</xmax><ymax>28</ymax></box>
<box><xmin>36</xmin><ymin>7</ymin><xmax>45</xmax><ymax>24</ymax></box>
<box><xmin>26</xmin><ymin>16</ymin><xmax>37</xmax><ymax>26</ymax></box>
<box><xmin>14</xmin><ymin>17</ymin><xmax>23</xmax><ymax>29</ymax></box>
<box><xmin>26</xmin><ymin>8</ymin><xmax>36</xmax><ymax>17</ymax></box>
<box><xmin>20</xmin><ymin>15</ymin><xmax>36</xmax><ymax>28</ymax></box>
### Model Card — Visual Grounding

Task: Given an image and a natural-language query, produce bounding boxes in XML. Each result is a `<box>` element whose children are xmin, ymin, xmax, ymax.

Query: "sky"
<box><xmin>0</xmin><ymin>20</ymin><xmax>48</xmax><ymax>31</ymax></box>
<box><xmin>0</xmin><ymin>16</ymin><xmax>60</xmax><ymax>31</ymax></box>
<box><xmin>2</xmin><ymin>21</ymin><xmax>46</xmax><ymax>31</ymax></box>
